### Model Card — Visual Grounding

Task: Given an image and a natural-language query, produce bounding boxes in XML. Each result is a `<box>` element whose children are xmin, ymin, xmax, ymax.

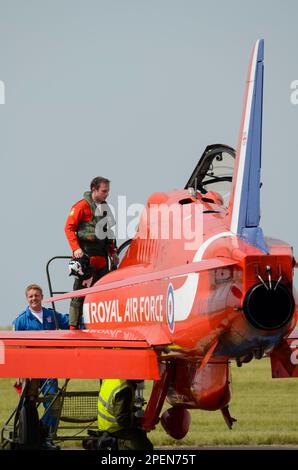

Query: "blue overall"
<box><xmin>13</xmin><ymin>307</ymin><xmax>69</xmax><ymax>430</ymax></box>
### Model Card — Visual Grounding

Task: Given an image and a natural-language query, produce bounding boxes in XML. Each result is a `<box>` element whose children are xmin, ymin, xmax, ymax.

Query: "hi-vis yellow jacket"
<box><xmin>97</xmin><ymin>379</ymin><xmax>134</xmax><ymax>433</ymax></box>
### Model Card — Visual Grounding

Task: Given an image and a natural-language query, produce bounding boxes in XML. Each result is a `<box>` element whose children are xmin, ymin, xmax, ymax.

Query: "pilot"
<box><xmin>97</xmin><ymin>379</ymin><xmax>153</xmax><ymax>450</ymax></box>
<box><xmin>65</xmin><ymin>176</ymin><xmax>118</xmax><ymax>329</ymax></box>
<box><xmin>13</xmin><ymin>284</ymin><xmax>69</xmax><ymax>450</ymax></box>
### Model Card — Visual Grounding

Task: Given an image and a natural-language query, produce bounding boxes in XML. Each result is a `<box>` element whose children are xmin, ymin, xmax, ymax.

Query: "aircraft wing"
<box><xmin>47</xmin><ymin>257</ymin><xmax>238</xmax><ymax>302</ymax></box>
<box><xmin>0</xmin><ymin>257</ymin><xmax>238</xmax><ymax>380</ymax></box>
<box><xmin>0</xmin><ymin>324</ymin><xmax>171</xmax><ymax>380</ymax></box>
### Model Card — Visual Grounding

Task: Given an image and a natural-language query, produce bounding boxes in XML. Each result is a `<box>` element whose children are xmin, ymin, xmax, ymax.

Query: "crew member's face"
<box><xmin>26</xmin><ymin>289</ymin><xmax>43</xmax><ymax>312</ymax></box>
<box><xmin>92</xmin><ymin>182</ymin><xmax>110</xmax><ymax>203</ymax></box>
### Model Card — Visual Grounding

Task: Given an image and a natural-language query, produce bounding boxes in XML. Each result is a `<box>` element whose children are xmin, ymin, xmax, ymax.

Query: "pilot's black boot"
<box><xmin>40</xmin><ymin>424</ymin><xmax>60</xmax><ymax>450</ymax></box>
<box><xmin>41</xmin><ymin>438</ymin><xmax>60</xmax><ymax>450</ymax></box>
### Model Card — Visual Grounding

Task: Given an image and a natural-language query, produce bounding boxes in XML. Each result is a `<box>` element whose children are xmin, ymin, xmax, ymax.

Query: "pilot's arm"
<box><xmin>65</xmin><ymin>203</ymin><xmax>86</xmax><ymax>258</ymax></box>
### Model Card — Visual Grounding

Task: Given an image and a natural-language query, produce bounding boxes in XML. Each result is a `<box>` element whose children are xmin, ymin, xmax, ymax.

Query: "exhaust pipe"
<box><xmin>243</xmin><ymin>281</ymin><xmax>294</xmax><ymax>330</ymax></box>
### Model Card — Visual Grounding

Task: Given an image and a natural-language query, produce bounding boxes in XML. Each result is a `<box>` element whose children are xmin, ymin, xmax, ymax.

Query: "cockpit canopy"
<box><xmin>185</xmin><ymin>144</ymin><xmax>235</xmax><ymax>207</ymax></box>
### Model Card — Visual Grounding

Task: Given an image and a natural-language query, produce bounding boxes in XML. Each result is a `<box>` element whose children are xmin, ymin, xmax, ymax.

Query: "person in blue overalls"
<box><xmin>13</xmin><ymin>283</ymin><xmax>69</xmax><ymax>450</ymax></box>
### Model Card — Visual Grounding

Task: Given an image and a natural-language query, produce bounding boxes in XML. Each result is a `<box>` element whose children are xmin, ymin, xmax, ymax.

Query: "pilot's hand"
<box><xmin>73</xmin><ymin>248</ymin><xmax>84</xmax><ymax>258</ymax></box>
<box><xmin>110</xmin><ymin>254</ymin><xmax>119</xmax><ymax>268</ymax></box>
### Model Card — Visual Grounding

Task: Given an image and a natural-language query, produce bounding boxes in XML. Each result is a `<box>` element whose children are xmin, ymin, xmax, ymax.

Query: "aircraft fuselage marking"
<box><xmin>84</xmin><ymin>294</ymin><xmax>164</xmax><ymax>324</ymax></box>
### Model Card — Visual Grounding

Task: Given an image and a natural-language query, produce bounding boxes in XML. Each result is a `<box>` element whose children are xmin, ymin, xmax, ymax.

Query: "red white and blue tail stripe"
<box><xmin>228</xmin><ymin>39</ymin><xmax>267</xmax><ymax>253</ymax></box>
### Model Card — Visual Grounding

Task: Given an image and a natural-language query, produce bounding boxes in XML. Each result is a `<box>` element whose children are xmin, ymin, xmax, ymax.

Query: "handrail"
<box><xmin>45</xmin><ymin>256</ymin><xmax>71</xmax><ymax>329</ymax></box>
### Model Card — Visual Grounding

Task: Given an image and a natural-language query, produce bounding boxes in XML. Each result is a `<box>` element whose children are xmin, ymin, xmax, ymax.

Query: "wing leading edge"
<box><xmin>47</xmin><ymin>257</ymin><xmax>238</xmax><ymax>303</ymax></box>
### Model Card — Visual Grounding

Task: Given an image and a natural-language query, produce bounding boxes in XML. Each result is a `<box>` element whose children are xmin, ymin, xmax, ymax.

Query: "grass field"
<box><xmin>1</xmin><ymin>357</ymin><xmax>298</xmax><ymax>448</ymax></box>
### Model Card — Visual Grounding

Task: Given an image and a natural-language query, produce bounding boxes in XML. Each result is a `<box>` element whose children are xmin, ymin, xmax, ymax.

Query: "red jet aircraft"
<box><xmin>0</xmin><ymin>39</ymin><xmax>297</xmax><ymax>439</ymax></box>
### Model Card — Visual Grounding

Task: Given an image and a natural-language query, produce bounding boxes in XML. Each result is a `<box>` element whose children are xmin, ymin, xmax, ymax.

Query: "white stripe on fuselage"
<box><xmin>173</xmin><ymin>231</ymin><xmax>234</xmax><ymax>321</ymax></box>
<box><xmin>83</xmin><ymin>231</ymin><xmax>235</xmax><ymax>325</ymax></box>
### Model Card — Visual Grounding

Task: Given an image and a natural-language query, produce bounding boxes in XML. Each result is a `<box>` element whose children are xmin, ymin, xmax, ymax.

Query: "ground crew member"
<box><xmin>97</xmin><ymin>379</ymin><xmax>153</xmax><ymax>450</ymax></box>
<box><xmin>65</xmin><ymin>176</ymin><xmax>118</xmax><ymax>329</ymax></box>
<box><xmin>13</xmin><ymin>284</ymin><xmax>69</xmax><ymax>450</ymax></box>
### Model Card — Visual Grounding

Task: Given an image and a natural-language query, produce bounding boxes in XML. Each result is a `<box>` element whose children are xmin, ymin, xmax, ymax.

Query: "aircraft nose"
<box><xmin>243</xmin><ymin>281</ymin><xmax>295</xmax><ymax>330</ymax></box>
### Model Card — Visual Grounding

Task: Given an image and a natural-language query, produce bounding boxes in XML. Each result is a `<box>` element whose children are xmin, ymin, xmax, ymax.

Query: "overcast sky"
<box><xmin>0</xmin><ymin>0</ymin><xmax>297</xmax><ymax>325</ymax></box>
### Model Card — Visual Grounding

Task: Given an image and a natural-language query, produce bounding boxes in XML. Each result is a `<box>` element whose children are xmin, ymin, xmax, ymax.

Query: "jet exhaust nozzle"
<box><xmin>243</xmin><ymin>281</ymin><xmax>294</xmax><ymax>330</ymax></box>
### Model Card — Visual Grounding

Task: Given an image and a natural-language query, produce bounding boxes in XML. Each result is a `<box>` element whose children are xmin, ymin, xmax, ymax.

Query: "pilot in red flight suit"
<box><xmin>65</xmin><ymin>176</ymin><xmax>118</xmax><ymax>329</ymax></box>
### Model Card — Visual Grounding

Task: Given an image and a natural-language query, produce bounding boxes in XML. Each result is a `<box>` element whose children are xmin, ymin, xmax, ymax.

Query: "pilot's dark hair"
<box><xmin>90</xmin><ymin>176</ymin><xmax>110</xmax><ymax>191</ymax></box>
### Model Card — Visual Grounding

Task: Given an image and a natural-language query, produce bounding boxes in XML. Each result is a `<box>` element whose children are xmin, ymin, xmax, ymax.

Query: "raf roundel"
<box><xmin>166</xmin><ymin>283</ymin><xmax>175</xmax><ymax>333</ymax></box>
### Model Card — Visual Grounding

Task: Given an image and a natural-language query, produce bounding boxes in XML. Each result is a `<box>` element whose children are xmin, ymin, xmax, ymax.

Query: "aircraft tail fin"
<box><xmin>228</xmin><ymin>39</ymin><xmax>267</xmax><ymax>253</ymax></box>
